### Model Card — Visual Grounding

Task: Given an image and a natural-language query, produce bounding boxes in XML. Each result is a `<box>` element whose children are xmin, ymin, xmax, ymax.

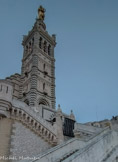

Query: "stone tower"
<box><xmin>20</xmin><ymin>6</ymin><xmax>56</xmax><ymax>109</ymax></box>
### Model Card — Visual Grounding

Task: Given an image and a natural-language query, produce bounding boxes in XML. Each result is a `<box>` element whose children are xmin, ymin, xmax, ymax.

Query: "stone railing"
<box><xmin>74</xmin><ymin>122</ymin><xmax>103</xmax><ymax>138</ymax></box>
<box><xmin>101</xmin><ymin>145</ymin><xmax>118</xmax><ymax>162</ymax></box>
<box><xmin>10</xmin><ymin>99</ymin><xmax>57</xmax><ymax>145</ymax></box>
<box><xmin>61</xmin><ymin>129</ymin><xmax>118</xmax><ymax>162</ymax></box>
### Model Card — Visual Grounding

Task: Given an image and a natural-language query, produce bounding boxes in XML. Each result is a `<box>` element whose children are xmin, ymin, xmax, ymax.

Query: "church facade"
<box><xmin>0</xmin><ymin>6</ymin><xmax>118</xmax><ymax>162</ymax></box>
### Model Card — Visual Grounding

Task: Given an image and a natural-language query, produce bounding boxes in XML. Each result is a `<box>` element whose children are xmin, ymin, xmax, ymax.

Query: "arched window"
<box><xmin>44</xmin><ymin>41</ymin><xmax>47</xmax><ymax>52</ymax></box>
<box><xmin>6</xmin><ymin>86</ymin><xmax>8</xmax><ymax>93</ymax></box>
<box><xmin>48</xmin><ymin>45</ymin><xmax>51</xmax><ymax>56</ymax></box>
<box><xmin>23</xmin><ymin>92</ymin><xmax>26</xmax><ymax>97</ymax></box>
<box><xmin>43</xmin><ymin>83</ymin><xmax>45</xmax><ymax>90</ymax></box>
<box><xmin>39</xmin><ymin>37</ymin><xmax>42</xmax><ymax>49</ymax></box>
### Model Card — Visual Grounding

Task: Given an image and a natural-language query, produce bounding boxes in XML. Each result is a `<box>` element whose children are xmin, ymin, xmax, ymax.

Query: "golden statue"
<box><xmin>38</xmin><ymin>6</ymin><xmax>46</xmax><ymax>21</ymax></box>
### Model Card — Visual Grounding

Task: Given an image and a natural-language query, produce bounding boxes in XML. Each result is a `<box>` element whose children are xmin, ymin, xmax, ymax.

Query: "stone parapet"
<box><xmin>5</xmin><ymin>73</ymin><xmax>21</xmax><ymax>99</ymax></box>
<box><xmin>10</xmin><ymin>99</ymin><xmax>57</xmax><ymax>146</ymax></box>
<box><xmin>12</xmin><ymin>99</ymin><xmax>57</xmax><ymax>135</ymax></box>
<box><xmin>0</xmin><ymin>80</ymin><xmax>13</xmax><ymax>113</ymax></box>
<box><xmin>63</xmin><ymin>128</ymin><xmax>118</xmax><ymax>162</ymax></box>
<box><xmin>74</xmin><ymin>122</ymin><xmax>103</xmax><ymax>138</ymax></box>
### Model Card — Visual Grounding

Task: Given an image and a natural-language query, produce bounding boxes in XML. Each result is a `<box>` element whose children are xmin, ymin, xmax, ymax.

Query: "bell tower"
<box><xmin>20</xmin><ymin>6</ymin><xmax>56</xmax><ymax>109</ymax></box>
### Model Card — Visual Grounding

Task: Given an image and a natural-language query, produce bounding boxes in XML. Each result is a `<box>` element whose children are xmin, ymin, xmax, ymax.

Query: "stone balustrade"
<box><xmin>74</xmin><ymin>122</ymin><xmax>103</xmax><ymax>138</ymax></box>
<box><xmin>12</xmin><ymin>99</ymin><xmax>56</xmax><ymax>134</ymax></box>
<box><xmin>10</xmin><ymin>99</ymin><xmax>57</xmax><ymax>145</ymax></box>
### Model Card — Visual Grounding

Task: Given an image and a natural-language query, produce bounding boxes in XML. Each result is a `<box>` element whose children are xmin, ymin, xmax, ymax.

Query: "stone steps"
<box><xmin>56</xmin><ymin>149</ymin><xmax>79</xmax><ymax>162</ymax></box>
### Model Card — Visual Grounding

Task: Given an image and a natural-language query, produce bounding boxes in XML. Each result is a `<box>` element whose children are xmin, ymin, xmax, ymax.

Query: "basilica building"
<box><xmin>0</xmin><ymin>6</ymin><xmax>118</xmax><ymax>162</ymax></box>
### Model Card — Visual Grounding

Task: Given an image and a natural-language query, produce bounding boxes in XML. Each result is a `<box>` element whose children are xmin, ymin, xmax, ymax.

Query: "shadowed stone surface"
<box><xmin>10</xmin><ymin>121</ymin><xmax>51</xmax><ymax>161</ymax></box>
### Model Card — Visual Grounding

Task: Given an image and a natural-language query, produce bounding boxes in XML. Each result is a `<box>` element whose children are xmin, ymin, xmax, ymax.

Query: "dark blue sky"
<box><xmin>0</xmin><ymin>0</ymin><xmax>118</xmax><ymax>123</ymax></box>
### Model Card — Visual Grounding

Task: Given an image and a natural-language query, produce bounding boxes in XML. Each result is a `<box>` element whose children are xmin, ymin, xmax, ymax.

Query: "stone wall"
<box><xmin>10</xmin><ymin>121</ymin><xmax>51</xmax><ymax>161</ymax></box>
<box><xmin>22</xmin><ymin>128</ymin><xmax>118</xmax><ymax>162</ymax></box>
<box><xmin>5</xmin><ymin>73</ymin><xmax>21</xmax><ymax>99</ymax></box>
<box><xmin>0</xmin><ymin>80</ymin><xmax>13</xmax><ymax>103</ymax></box>
<box><xmin>0</xmin><ymin>117</ymin><xmax>13</xmax><ymax>162</ymax></box>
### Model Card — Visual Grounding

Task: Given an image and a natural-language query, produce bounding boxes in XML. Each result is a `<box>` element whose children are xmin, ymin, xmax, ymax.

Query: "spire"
<box><xmin>38</xmin><ymin>5</ymin><xmax>46</xmax><ymax>21</ymax></box>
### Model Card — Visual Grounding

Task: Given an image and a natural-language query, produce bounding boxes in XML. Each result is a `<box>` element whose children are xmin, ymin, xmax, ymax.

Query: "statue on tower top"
<box><xmin>38</xmin><ymin>5</ymin><xmax>46</xmax><ymax>21</ymax></box>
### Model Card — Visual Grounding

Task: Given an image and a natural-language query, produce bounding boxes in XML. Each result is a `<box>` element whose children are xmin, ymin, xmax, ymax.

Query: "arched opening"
<box><xmin>44</xmin><ymin>41</ymin><xmax>47</xmax><ymax>52</ymax></box>
<box><xmin>29</xmin><ymin>42</ymin><xmax>32</xmax><ymax>52</ymax></box>
<box><xmin>43</xmin><ymin>64</ymin><xmax>48</xmax><ymax>75</ymax></box>
<box><xmin>6</xmin><ymin>86</ymin><xmax>8</xmax><ymax>93</ymax></box>
<box><xmin>27</xmin><ymin>116</ymin><xmax>30</xmax><ymax>122</ymax></box>
<box><xmin>38</xmin><ymin>125</ymin><xmax>41</xmax><ymax>130</ymax></box>
<box><xmin>39</xmin><ymin>37</ymin><xmax>42</xmax><ymax>49</ymax></box>
<box><xmin>53</xmin><ymin>118</ymin><xmax>56</xmax><ymax>122</ymax></box>
<box><xmin>32</xmin><ymin>37</ymin><xmax>34</xmax><ymax>46</ymax></box>
<box><xmin>51</xmin><ymin>136</ymin><xmax>54</xmax><ymax>141</ymax></box>
<box><xmin>45</xmin><ymin>130</ymin><xmax>47</xmax><ymax>136</ymax></box>
<box><xmin>39</xmin><ymin>98</ymin><xmax>50</xmax><ymax>107</ymax></box>
<box><xmin>43</xmin><ymin>83</ymin><xmax>45</xmax><ymax>90</ymax></box>
<box><xmin>25</xmin><ymin>71</ymin><xmax>28</xmax><ymax>77</ymax></box>
<box><xmin>48</xmin><ymin>45</ymin><xmax>51</xmax><ymax>56</ymax></box>
<box><xmin>0</xmin><ymin>114</ymin><xmax>6</xmax><ymax>120</ymax></box>
<box><xmin>35</xmin><ymin>122</ymin><xmax>37</xmax><ymax>128</ymax></box>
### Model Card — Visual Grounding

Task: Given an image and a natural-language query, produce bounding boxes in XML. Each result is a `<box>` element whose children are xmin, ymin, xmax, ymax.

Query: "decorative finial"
<box><xmin>38</xmin><ymin>5</ymin><xmax>46</xmax><ymax>21</ymax></box>
<box><xmin>57</xmin><ymin>104</ymin><xmax>62</xmax><ymax>113</ymax></box>
<box><xmin>70</xmin><ymin>109</ymin><xmax>75</xmax><ymax>120</ymax></box>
